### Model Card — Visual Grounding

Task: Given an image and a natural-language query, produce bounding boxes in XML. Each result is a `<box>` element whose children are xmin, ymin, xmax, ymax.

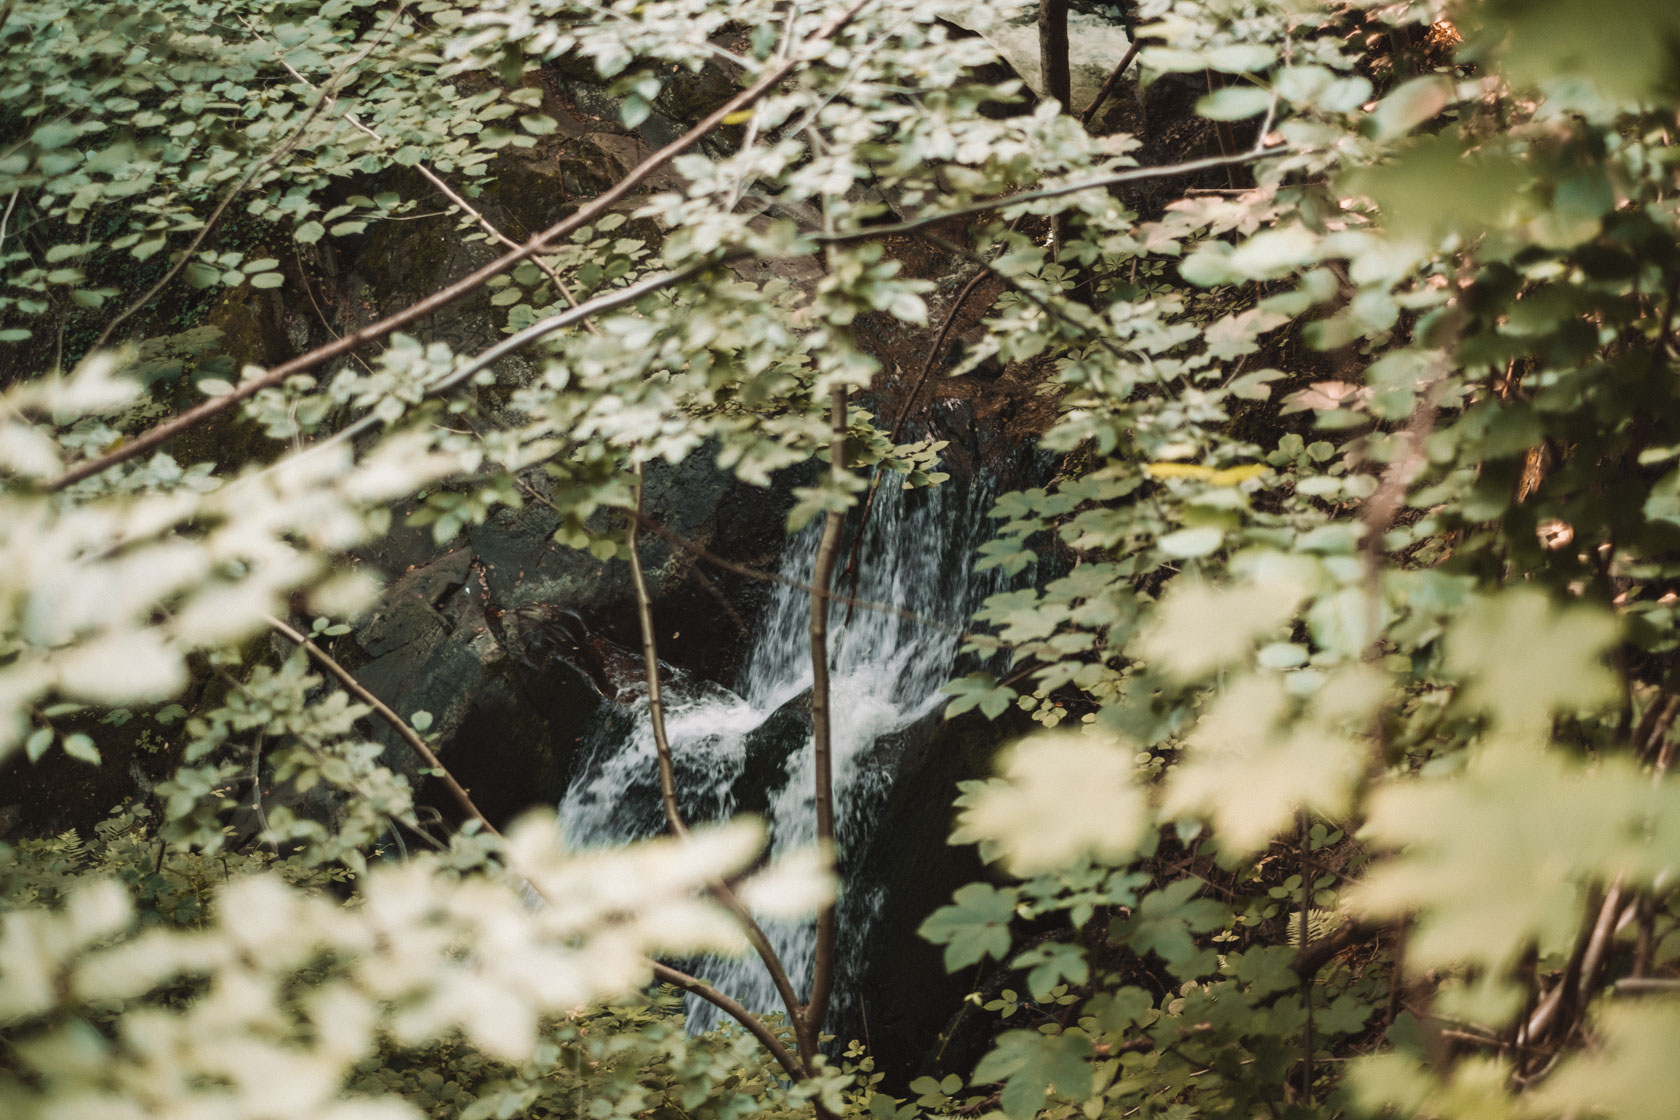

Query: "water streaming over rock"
<box><xmin>558</xmin><ymin>475</ymin><xmax>1003</xmax><ymax>1030</ymax></box>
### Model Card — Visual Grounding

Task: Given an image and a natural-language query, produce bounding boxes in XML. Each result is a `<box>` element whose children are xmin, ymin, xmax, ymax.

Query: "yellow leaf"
<box><xmin>1146</xmin><ymin>463</ymin><xmax>1214</xmax><ymax>480</ymax></box>
<box><xmin>1210</xmin><ymin>463</ymin><xmax>1268</xmax><ymax>485</ymax></box>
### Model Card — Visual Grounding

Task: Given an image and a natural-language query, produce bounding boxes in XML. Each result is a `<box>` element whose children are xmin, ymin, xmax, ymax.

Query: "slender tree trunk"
<box><xmin>800</xmin><ymin>386</ymin><xmax>848</xmax><ymax>1059</ymax></box>
<box><xmin>1039</xmin><ymin>0</ymin><xmax>1071</xmax><ymax>110</ymax></box>
<box><xmin>1039</xmin><ymin>0</ymin><xmax>1070</xmax><ymax>253</ymax></box>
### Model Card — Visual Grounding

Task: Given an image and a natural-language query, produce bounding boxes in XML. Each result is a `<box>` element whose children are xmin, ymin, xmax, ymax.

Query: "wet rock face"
<box><xmin>344</xmin><ymin>451</ymin><xmax>796</xmax><ymax>828</ymax></box>
<box><xmin>841</xmin><ymin>705</ymin><xmax>1030</xmax><ymax>1087</ymax></box>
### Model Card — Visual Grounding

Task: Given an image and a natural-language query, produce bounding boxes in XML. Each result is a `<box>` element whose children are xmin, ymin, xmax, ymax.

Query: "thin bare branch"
<box><xmin>1080</xmin><ymin>42</ymin><xmax>1142</xmax><ymax>126</ymax></box>
<box><xmin>92</xmin><ymin>7</ymin><xmax>408</xmax><ymax>354</ymax></box>
<box><xmin>626</xmin><ymin>465</ymin><xmax>809</xmax><ymax>1053</ymax></box>
<box><xmin>636</xmin><ymin>509</ymin><xmax>991</xmax><ymax>641</ymax></box>
<box><xmin>268</xmin><ymin>610</ymin><xmax>806</xmax><ymax>1069</ymax></box>
<box><xmin>819</xmin><ymin>145</ymin><xmax>1288</xmax><ymax>246</ymax></box>
<box><xmin>652</xmin><ymin>962</ymin><xmax>806</xmax><ymax>1078</ymax></box>
<box><xmin>265</xmin><ymin>612</ymin><xmax>503</xmax><ymax>840</ymax></box>
<box><xmin>839</xmin><ymin>213</ymin><xmax>1021</xmax><ymax>622</ymax></box>
<box><xmin>628</xmin><ymin>464</ymin><xmax>689</xmax><ymax>841</ymax></box>
<box><xmin>49</xmin><ymin>0</ymin><xmax>878</xmax><ymax>490</ymax></box>
<box><xmin>239</xmin><ymin>14</ymin><xmax>602</xmax><ymax>339</ymax></box>
<box><xmin>799</xmin><ymin>385</ymin><xmax>847</xmax><ymax>1055</ymax></box>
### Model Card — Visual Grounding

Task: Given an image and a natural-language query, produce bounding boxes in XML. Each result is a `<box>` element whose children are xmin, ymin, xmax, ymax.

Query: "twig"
<box><xmin>635</xmin><ymin>509</ymin><xmax>998</xmax><ymax>643</ymax></box>
<box><xmin>652</xmin><ymin>962</ymin><xmax>805</xmax><ymax>1079</ymax></box>
<box><xmin>922</xmin><ymin>230</ymin><xmax>1131</xmax><ymax>366</ymax></box>
<box><xmin>168</xmin><ymin>255</ymin><xmax>728</xmax><ymax>489</ymax></box>
<box><xmin>48</xmin><ymin>0</ymin><xmax>878</xmax><ymax>490</ymax></box>
<box><xmin>839</xmin><ymin>220</ymin><xmax>1011</xmax><ymax>622</ymax></box>
<box><xmin>626</xmin><ymin>465</ymin><xmax>809</xmax><ymax>1061</ymax></box>
<box><xmin>1080</xmin><ymin>42</ymin><xmax>1142</xmax><ymax>126</ymax></box>
<box><xmin>799</xmin><ymin>385</ymin><xmax>848</xmax><ymax>1059</ymax></box>
<box><xmin>0</xmin><ymin>189</ymin><xmax>17</xmax><ymax>259</ymax></box>
<box><xmin>91</xmin><ymin>7</ymin><xmax>409</xmax><ymax>353</ymax></box>
<box><xmin>240</xmin><ymin>13</ymin><xmax>602</xmax><ymax>341</ymax></box>
<box><xmin>1298</xmin><ymin>812</ymin><xmax>1314</xmax><ymax>1104</ymax></box>
<box><xmin>1520</xmin><ymin>877</ymin><xmax>1624</xmax><ymax>1057</ymax></box>
<box><xmin>265</xmin><ymin>612</ymin><xmax>503</xmax><ymax>840</ymax></box>
<box><xmin>818</xmin><ymin>145</ymin><xmax>1289</xmax><ymax>246</ymax></box>
<box><xmin>1287</xmin><ymin>919</ymin><xmax>1379</xmax><ymax>985</ymax></box>
<box><xmin>1613</xmin><ymin>977</ymin><xmax>1680</xmax><ymax>995</ymax></box>
<box><xmin>266</xmin><ymin>610</ymin><xmax>805</xmax><ymax>1066</ymax></box>
<box><xmin>627</xmin><ymin>464</ymin><xmax>687</xmax><ymax>840</ymax></box>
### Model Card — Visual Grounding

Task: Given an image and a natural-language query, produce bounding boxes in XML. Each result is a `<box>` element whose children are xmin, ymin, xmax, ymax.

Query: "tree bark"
<box><xmin>1039</xmin><ymin>0</ymin><xmax>1071</xmax><ymax>110</ymax></box>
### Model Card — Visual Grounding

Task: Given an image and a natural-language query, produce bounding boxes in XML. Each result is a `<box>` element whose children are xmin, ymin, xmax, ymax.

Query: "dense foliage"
<box><xmin>4</xmin><ymin>1</ymin><xmax>1680</xmax><ymax>1119</ymax></box>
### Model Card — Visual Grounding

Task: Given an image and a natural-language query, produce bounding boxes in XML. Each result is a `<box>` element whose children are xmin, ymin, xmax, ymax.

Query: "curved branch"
<box><xmin>652</xmin><ymin>962</ymin><xmax>806</xmax><ymax>1079</ymax></box>
<box><xmin>239</xmin><ymin>13</ymin><xmax>602</xmax><ymax>340</ymax></box>
<box><xmin>271</xmin><ymin>611</ymin><xmax>807</xmax><ymax>1078</ymax></box>
<box><xmin>1080</xmin><ymin>42</ymin><xmax>1142</xmax><ymax>126</ymax></box>
<box><xmin>91</xmin><ymin>7</ymin><xmax>409</xmax><ymax>353</ymax></box>
<box><xmin>819</xmin><ymin>145</ymin><xmax>1288</xmax><ymax>246</ymax></box>
<box><xmin>266</xmin><ymin>613</ymin><xmax>502</xmax><ymax>840</ymax></box>
<box><xmin>48</xmin><ymin>0</ymin><xmax>878</xmax><ymax>490</ymax></box>
<box><xmin>628</xmin><ymin>463</ymin><xmax>689</xmax><ymax>841</ymax></box>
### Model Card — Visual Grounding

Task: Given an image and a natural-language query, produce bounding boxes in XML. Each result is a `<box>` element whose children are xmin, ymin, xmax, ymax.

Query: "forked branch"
<box><xmin>265</xmin><ymin>612</ymin><xmax>800</xmax><ymax>1065</ymax></box>
<box><xmin>626</xmin><ymin>463</ymin><xmax>811</xmax><ymax>1069</ymax></box>
<box><xmin>49</xmin><ymin>0</ymin><xmax>877</xmax><ymax>490</ymax></box>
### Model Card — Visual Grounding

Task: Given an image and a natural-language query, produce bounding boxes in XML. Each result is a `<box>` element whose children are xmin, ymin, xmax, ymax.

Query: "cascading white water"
<box><xmin>559</xmin><ymin>475</ymin><xmax>1000</xmax><ymax>1029</ymax></box>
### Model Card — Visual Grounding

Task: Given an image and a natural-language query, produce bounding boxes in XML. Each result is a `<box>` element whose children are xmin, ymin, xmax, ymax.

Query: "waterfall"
<box><xmin>559</xmin><ymin>474</ymin><xmax>1002</xmax><ymax>1031</ymax></box>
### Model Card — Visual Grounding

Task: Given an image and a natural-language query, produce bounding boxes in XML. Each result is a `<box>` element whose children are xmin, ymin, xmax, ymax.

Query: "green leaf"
<box><xmin>941</xmin><ymin>672</ymin><xmax>1016</xmax><ymax>720</ymax></box>
<box><xmin>1204</xmin><ymin>43</ymin><xmax>1276</xmax><ymax>73</ymax></box>
<box><xmin>1444</xmin><ymin>589</ymin><xmax>1619</xmax><ymax>729</ymax></box>
<box><xmin>62</xmin><ymin>733</ymin><xmax>101</xmax><ymax>765</ymax></box>
<box><xmin>919</xmin><ymin>883</ymin><xmax>1018</xmax><ymax>971</ymax></box>
<box><xmin>621</xmin><ymin>94</ymin><xmax>651</xmax><ymax>129</ymax></box>
<box><xmin>294</xmin><ymin>220</ymin><xmax>325</xmax><ymax>244</ymax></box>
<box><xmin>972</xmin><ymin>1030</ymin><xmax>1094</xmax><ymax>1120</ymax></box>
<box><xmin>949</xmin><ymin>735</ymin><xmax>1149</xmax><ymax>876</ymax></box>
<box><xmin>1197</xmin><ymin>86</ymin><xmax>1272</xmax><ymax>121</ymax></box>
<box><xmin>183</xmin><ymin>261</ymin><xmax>221</xmax><ymax>289</ymax></box>
<box><xmin>1012</xmin><ymin>941</ymin><xmax>1088</xmax><ymax>1001</ymax></box>
<box><xmin>1157</xmin><ymin>526</ymin><xmax>1223</xmax><ymax>558</ymax></box>
<box><xmin>1368</xmin><ymin>76</ymin><xmax>1453</xmax><ymax>142</ymax></box>
<box><xmin>1112</xmin><ymin>879</ymin><xmax>1228</xmax><ymax>970</ymax></box>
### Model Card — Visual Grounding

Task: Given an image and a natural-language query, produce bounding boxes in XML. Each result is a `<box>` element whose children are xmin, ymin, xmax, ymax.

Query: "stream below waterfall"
<box><xmin>559</xmin><ymin>474</ymin><xmax>1006</xmax><ymax>1032</ymax></box>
